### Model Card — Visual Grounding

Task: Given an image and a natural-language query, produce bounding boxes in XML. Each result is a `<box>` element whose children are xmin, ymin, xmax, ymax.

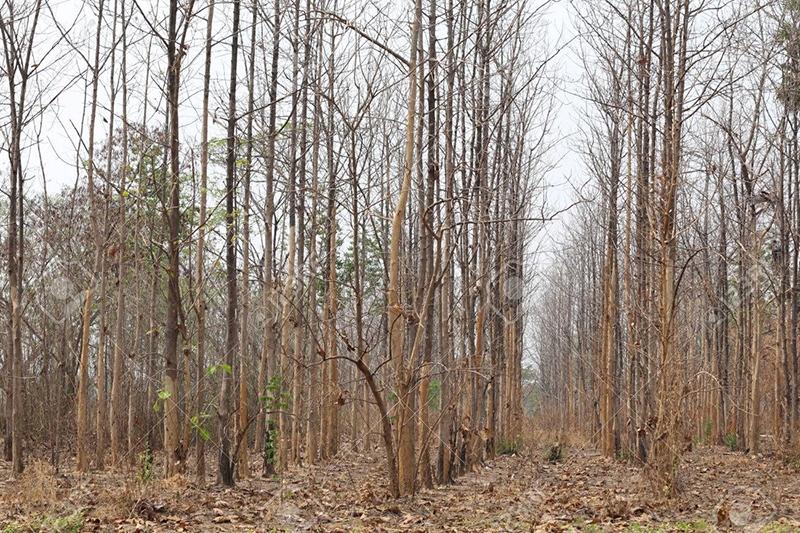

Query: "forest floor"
<box><xmin>1</xmin><ymin>443</ymin><xmax>799</xmax><ymax>532</ymax></box>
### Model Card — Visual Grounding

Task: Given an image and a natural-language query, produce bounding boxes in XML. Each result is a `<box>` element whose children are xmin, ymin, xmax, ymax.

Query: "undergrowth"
<box><xmin>545</xmin><ymin>442</ymin><xmax>564</xmax><ymax>463</ymax></box>
<box><xmin>16</xmin><ymin>460</ymin><xmax>58</xmax><ymax>507</ymax></box>
<box><xmin>722</xmin><ymin>432</ymin><xmax>738</xmax><ymax>451</ymax></box>
<box><xmin>497</xmin><ymin>438</ymin><xmax>522</xmax><ymax>456</ymax></box>
<box><xmin>1</xmin><ymin>509</ymin><xmax>84</xmax><ymax>533</ymax></box>
<box><xmin>625</xmin><ymin>519</ymin><xmax>711</xmax><ymax>532</ymax></box>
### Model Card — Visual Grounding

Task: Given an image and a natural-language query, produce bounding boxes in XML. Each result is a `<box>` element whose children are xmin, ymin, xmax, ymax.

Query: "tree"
<box><xmin>75</xmin><ymin>0</ymin><xmax>105</xmax><ymax>474</ymax></box>
<box><xmin>163</xmin><ymin>0</ymin><xmax>195</xmax><ymax>478</ymax></box>
<box><xmin>0</xmin><ymin>0</ymin><xmax>45</xmax><ymax>476</ymax></box>
<box><xmin>387</xmin><ymin>0</ymin><xmax>422</xmax><ymax>497</ymax></box>
<box><xmin>193</xmin><ymin>0</ymin><xmax>215</xmax><ymax>484</ymax></box>
<box><xmin>218</xmin><ymin>0</ymin><xmax>242</xmax><ymax>487</ymax></box>
<box><xmin>109</xmin><ymin>0</ymin><xmax>130</xmax><ymax>467</ymax></box>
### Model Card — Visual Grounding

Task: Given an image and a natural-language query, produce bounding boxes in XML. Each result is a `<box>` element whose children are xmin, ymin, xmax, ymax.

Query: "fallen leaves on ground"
<box><xmin>0</xmin><ymin>445</ymin><xmax>798</xmax><ymax>531</ymax></box>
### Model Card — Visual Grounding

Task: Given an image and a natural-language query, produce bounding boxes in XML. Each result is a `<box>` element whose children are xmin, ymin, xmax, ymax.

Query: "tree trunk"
<box><xmin>218</xmin><ymin>0</ymin><xmax>241</xmax><ymax>487</ymax></box>
<box><xmin>387</xmin><ymin>0</ymin><xmax>422</xmax><ymax>496</ymax></box>
<box><xmin>194</xmin><ymin>0</ymin><xmax>215</xmax><ymax>483</ymax></box>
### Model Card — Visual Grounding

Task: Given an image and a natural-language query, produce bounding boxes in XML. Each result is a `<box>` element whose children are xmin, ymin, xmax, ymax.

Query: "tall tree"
<box><xmin>387</xmin><ymin>0</ymin><xmax>422</xmax><ymax>497</ymax></box>
<box><xmin>194</xmin><ymin>0</ymin><xmax>215</xmax><ymax>483</ymax></box>
<box><xmin>110</xmin><ymin>0</ymin><xmax>130</xmax><ymax>467</ymax></box>
<box><xmin>75</xmin><ymin>0</ymin><xmax>105</xmax><ymax>474</ymax></box>
<box><xmin>218</xmin><ymin>0</ymin><xmax>242</xmax><ymax>487</ymax></box>
<box><xmin>0</xmin><ymin>0</ymin><xmax>45</xmax><ymax>476</ymax></box>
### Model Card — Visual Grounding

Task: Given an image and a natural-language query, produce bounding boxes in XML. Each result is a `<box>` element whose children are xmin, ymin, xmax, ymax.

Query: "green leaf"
<box><xmin>157</xmin><ymin>389</ymin><xmax>172</xmax><ymax>400</ymax></box>
<box><xmin>190</xmin><ymin>414</ymin><xmax>212</xmax><ymax>441</ymax></box>
<box><xmin>206</xmin><ymin>363</ymin><xmax>233</xmax><ymax>376</ymax></box>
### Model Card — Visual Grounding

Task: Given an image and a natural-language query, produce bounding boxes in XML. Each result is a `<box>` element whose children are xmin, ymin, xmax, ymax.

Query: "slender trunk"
<box><xmin>163</xmin><ymin>0</ymin><xmax>184</xmax><ymax>478</ymax></box>
<box><xmin>236</xmin><ymin>0</ymin><xmax>258</xmax><ymax>480</ymax></box>
<box><xmin>218</xmin><ymin>0</ymin><xmax>241</xmax><ymax>487</ymax></box>
<box><xmin>387</xmin><ymin>0</ymin><xmax>422</xmax><ymax>496</ymax></box>
<box><xmin>194</xmin><ymin>0</ymin><xmax>215</xmax><ymax>483</ymax></box>
<box><xmin>110</xmin><ymin>0</ymin><xmax>129</xmax><ymax>467</ymax></box>
<box><xmin>321</xmin><ymin>15</ymin><xmax>339</xmax><ymax>460</ymax></box>
<box><xmin>76</xmin><ymin>0</ymin><xmax>105</xmax><ymax>474</ymax></box>
<box><xmin>254</xmin><ymin>0</ymin><xmax>279</xmax><ymax>468</ymax></box>
<box><xmin>305</xmin><ymin>16</ymin><xmax>322</xmax><ymax>463</ymax></box>
<box><xmin>96</xmin><ymin>229</ymin><xmax>108</xmax><ymax>469</ymax></box>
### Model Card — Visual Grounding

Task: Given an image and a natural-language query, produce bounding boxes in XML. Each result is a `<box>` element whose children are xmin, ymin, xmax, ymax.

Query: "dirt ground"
<box><xmin>1</xmin><ymin>444</ymin><xmax>799</xmax><ymax>532</ymax></box>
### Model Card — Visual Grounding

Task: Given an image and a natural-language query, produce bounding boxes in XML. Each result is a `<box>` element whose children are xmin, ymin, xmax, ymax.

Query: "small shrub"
<box><xmin>45</xmin><ymin>510</ymin><xmax>85</xmax><ymax>533</ymax></box>
<box><xmin>617</xmin><ymin>448</ymin><xmax>636</xmax><ymax>462</ymax></box>
<box><xmin>95</xmin><ymin>481</ymin><xmax>155</xmax><ymax>524</ymax></box>
<box><xmin>545</xmin><ymin>442</ymin><xmax>563</xmax><ymax>463</ymax></box>
<box><xmin>263</xmin><ymin>419</ymin><xmax>278</xmax><ymax>476</ymax></box>
<box><xmin>496</xmin><ymin>438</ymin><xmax>521</xmax><ymax>456</ymax></box>
<box><xmin>722</xmin><ymin>432</ymin><xmax>738</xmax><ymax>451</ymax></box>
<box><xmin>702</xmin><ymin>420</ymin><xmax>713</xmax><ymax>444</ymax></box>
<box><xmin>781</xmin><ymin>443</ymin><xmax>800</xmax><ymax>472</ymax></box>
<box><xmin>138</xmin><ymin>449</ymin><xmax>154</xmax><ymax>483</ymax></box>
<box><xmin>784</xmin><ymin>455</ymin><xmax>800</xmax><ymax>472</ymax></box>
<box><xmin>17</xmin><ymin>459</ymin><xmax>57</xmax><ymax>506</ymax></box>
<box><xmin>260</xmin><ymin>375</ymin><xmax>288</xmax><ymax>476</ymax></box>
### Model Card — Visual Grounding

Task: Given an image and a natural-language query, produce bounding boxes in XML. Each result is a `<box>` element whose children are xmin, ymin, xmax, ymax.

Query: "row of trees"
<box><xmin>0</xmin><ymin>0</ymin><xmax>553</xmax><ymax>496</ymax></box>
<box><xmin>535</xmin><ymin>0</ymin><xmax>800</xmax><ymax>493</ymax></box>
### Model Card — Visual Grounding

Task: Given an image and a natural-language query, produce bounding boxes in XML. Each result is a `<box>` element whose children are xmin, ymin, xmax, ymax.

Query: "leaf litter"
<box><xmin>0</xmin><ymin>446</ymin><xmax>798</xmax><ymax>531</ymax></box>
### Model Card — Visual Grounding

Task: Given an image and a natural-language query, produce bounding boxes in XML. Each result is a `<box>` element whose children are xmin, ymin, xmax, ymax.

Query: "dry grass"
<box><xmin>93</xmin><ymin>472</ymin><xmax>192</xmax><ymax>524</ymax></box>
<box><xmin>93</xmin><ymin>477</ymin><xmax>159</xmax><ymax>523</ymax></box>
<box><xmin>13</xmin><ymin>460</ymin><xmax>58</xmax><ymax>508</ymax></box>
<box><xmin>522</xmin><ymin>417</ymin><xmax>592</xmax><ymax>451</ymax></box>
<box><xmin>160</xmin><ymin>472</ymin><xmax>189</xmax><ymax>491</ymax></box>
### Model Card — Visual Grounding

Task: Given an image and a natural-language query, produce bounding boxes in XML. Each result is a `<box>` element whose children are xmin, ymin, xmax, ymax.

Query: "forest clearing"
<box><xmin>2</xmin><ymin>0</ymin><xmax>800</xmax><ymax>530</ymax></box>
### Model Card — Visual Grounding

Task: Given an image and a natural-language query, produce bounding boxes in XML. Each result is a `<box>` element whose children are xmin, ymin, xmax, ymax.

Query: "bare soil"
<box><xmin>1</xmin><ymin>445</ymin><xmax>799</xmax><ymax>531</ymax></box>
